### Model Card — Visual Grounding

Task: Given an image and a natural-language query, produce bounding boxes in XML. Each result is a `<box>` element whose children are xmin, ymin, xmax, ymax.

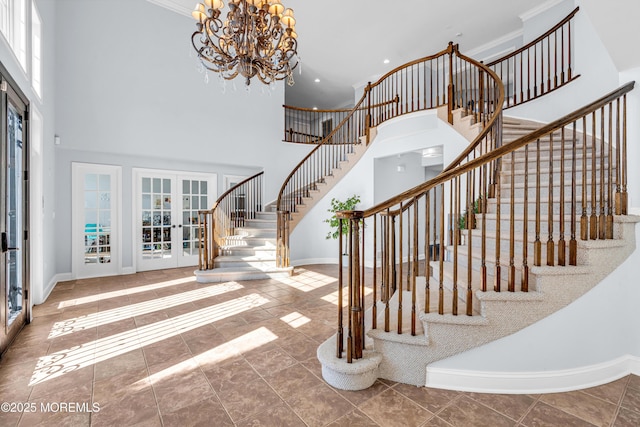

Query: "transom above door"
<box><xmin>134</xmin><ymin>169</ymin><xmax>216</xmax><ymax>271</ymax></box>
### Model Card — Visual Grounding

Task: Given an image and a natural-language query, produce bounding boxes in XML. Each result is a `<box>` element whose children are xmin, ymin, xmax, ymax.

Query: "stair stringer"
<box><xmin>287</xmin><ymin>137</ymin><xmax>370</xmax><ymax>233</ymax></box>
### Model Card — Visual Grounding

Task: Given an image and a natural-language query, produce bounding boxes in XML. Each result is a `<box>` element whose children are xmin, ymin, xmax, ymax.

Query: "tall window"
<box><xmin>0</xmin><ymin>0</ymin><xmax>9</xmax><ymax>38</ymax></box>
<box><xmin>31</xmin><ymin>2</ymin><xmax>41</xmax><ymax>97</ymax></box>
<box><xmin>0</xmin><ymin>0</ymin><xmax>27</xmax><ymax>70</ymax></box>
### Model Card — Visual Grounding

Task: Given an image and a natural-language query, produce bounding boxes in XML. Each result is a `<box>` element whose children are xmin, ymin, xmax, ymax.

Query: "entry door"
<box><xmin>0</xmin><ymin>77</ymin><xmax>29</xmax><ymax>354</ymax></box>
<box><xmin>135</xmin><ymin>170</ymin><xmax>216</xmax><ymax>271</ymax></box>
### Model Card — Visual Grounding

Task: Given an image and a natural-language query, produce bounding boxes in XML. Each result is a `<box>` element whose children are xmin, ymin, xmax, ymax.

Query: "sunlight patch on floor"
<box><xmin>57</xmin><ymin>276</ymin><xmax>198</xmax><ymax>309</ymax></box>
<box><xmin>134</xmin><ymin>326</ymin><xmax>278</xmax><ymax>389</ymax></box>
<box><xmin>279</xmin><ymin>311</ymin><xmax>311</xmax><ymax>328</ymax></box>
<box><xmin>30</xmin><ymin>293</ymin><xmax>269</xmax><ymax>386</ymax></box>
<box><xmin>321</xmin><ymin>287</ymin><xmax>373</xmax><ymax>306</ymax></box>
<box><xmin>49</xmin><ymin>281</ymin><xmax>244</xmax><ymax>339</ymax></box>
<box><xmin>275</xmin><ymin>268</ymin><xmax>336</xmax><ymax>292</ymax></box>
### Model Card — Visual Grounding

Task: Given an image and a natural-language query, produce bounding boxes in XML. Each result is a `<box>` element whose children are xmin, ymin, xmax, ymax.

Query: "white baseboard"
<box><xmin>291</xmin><ymin>258</ymin><xmax>338</xmax><ymax>267</ymax></box>
<box><xmin>426</xmin><ymin>355</ymin><xmax>640</xmax><ymax>394</ymax></box>
<box><xmin>40</xmin><ymin>272</ymin><xmax>73</xmax><ymax>304</ymax></box>
<box><xmin>122</xmin><ymin>266</ymin><xmax>136</xmax><ymax>275</ymax></box>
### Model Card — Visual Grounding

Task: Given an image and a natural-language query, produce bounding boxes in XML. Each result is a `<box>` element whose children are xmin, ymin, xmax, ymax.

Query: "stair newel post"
<box><xmin>621</xmin><ymin>94</ymin><xmax>629</xmax><ymax>215</ymax></box>
<box><xmin>447</xmin><ymin>41</ymin><xmax>454</xmax><ymax>124</ymax></box>
<box><xmin>343</xmin><ymin>210</ymin><xmax>365</xmax><ymax>361</ymax></box>
<box><xmin>570</xmin><ymin>121</ymin><xmax>578</xmax><ymax>266</ymax></box>
<box><xmin>197</xmin><ymin>211</ymin><xmax>204</xmax><ymax>270</ymax></box>
<box><xmin>284</xmin><ymin>212</ymin><xmax>290</xmax><ymax>267</ymax></box>
<box><xmin>615</xmin><ymin>98</ymin><xmax>622</xmax><ymax>215</ymax></box>
<box><xmin>361</xmin><ymin>214</ymin><xmax>366</xmax><ymax>351</ymax></box>
<box><xmin>342</xmin><ymin>213</ymin><xmax>354</xmax><ymax>362</ymax></box>
<box><xmin>337</xmin><ymin>215</ymin><xmax>344</xmax><ymax>358</ymax></box>
<box><xmin>276</xmin><ymin>211</ymin><xmax>290</xmax><ymax>268</ymax></box>
<box><xmin>204</xmin><ymin>211</ymin><xmax>212</xmax><ymax>268</ymax></box>
<box><xmin>211</xmin><ymin>209</ymin><xmax>219</xmax><ymax>266</ymax></box>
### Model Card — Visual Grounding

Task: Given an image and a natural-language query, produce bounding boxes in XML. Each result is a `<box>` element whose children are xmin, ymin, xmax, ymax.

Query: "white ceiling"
<box><xmin>149</xmin><ymin>0</ymin><xmax>637</xmax><ymax>109</ymax></box>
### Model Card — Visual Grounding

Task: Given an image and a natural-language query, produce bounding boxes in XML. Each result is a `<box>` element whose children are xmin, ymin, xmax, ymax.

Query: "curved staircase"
<box><xmin>317</xmin><ymin>112</ymin><xmax>639</xmax><ymax>389</ymax></box>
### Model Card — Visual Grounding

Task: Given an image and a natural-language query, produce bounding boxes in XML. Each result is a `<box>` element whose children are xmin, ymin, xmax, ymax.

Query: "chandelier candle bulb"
<box><xmin>191</xmin><ymin>0</ymin><xmax>299</xmax><ymax>86</ymax></box>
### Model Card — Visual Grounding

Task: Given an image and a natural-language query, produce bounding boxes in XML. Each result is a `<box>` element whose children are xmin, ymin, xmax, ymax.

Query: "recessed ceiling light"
<box><xmin>383</xmin><ymin>59</ymin><xmax>390</xmax><ymax>64</ymax></box>
<box><xmin>314</xmin><ymin>78</ymin><xmax>320</xmax><ymax>83</ymax></box>
<box><xmin>312</xmin><ymin>107</ymin><xmax>318</xmax><ymax>110</ymax></box>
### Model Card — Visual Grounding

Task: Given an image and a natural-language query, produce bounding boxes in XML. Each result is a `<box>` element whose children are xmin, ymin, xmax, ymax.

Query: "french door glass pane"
<box><xmin>7</xmin><ymin>104</ymin><xmax>23</xmax><ymax>326</ymax></box>
<box><xmin>182</xmin><ymin>179</ymin><xmax>208</xmax><ymax>256</ymax></box>
<box><xmin>84</xmin><ymin>173</ymin><xmax>111</xmax><ymax>264</ymax></box>
<box><xmin>142</xmin><ymin>177</ymin><xmax>172</xmax><ymax>260</ymax></box>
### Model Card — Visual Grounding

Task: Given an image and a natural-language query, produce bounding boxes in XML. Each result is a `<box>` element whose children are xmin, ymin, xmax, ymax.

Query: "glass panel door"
<box><xmin>140</xmin><ymin>175</ymin><xmax>174</xmax><ymax>269</ymax></box>
<box><xmin>179</xmin><ymin>177</ymin><xmax>209</xmax><ymax>267</ymax></box>
<box><xmin>72</xmin><ymin>163</ymin><xmax>120</xmax><ymax>279</ymax></box>
<box><xmin>0</xmin><ymin>76</ymin><xmax>29</xmax><ymax>355</ymax></box>
<box><xmin>5</xmin><ymin>102</ymin><xmax>23</xmax><ymax>328</ymax></box>
<box><xmin>135</xmin><ymin>170</ymin><xmax>215</xmax><ymax>271</ymax></box>
<box><xmin>83</xmin><ymin>173</ymin><xmax>112</xmax><ymax>265</ymax></box>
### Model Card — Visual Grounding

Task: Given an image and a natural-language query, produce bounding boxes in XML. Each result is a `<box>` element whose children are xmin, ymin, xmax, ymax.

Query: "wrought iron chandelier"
<box><xmin>191</xmin><ymin>0</ymin><xmax>299</xmax><ymax>86</ymax></box>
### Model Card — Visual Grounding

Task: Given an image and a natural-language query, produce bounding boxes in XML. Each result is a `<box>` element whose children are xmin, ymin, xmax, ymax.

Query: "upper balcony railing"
<box><xmin>276</xmin><ymin>42</ymin><xmax>506</xmax><ymax>268</ymax></box>
<box><xmin>486</xmin><ymin>7</ymin><xmax>580</xmax><ymax>109</ymax></box>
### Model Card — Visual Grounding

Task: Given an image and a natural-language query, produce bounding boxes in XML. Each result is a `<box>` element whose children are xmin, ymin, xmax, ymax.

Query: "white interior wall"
<box><xmin>51</xmin><ymin>0</ymin><xmax>312</xmax><ymax>276</ymax></box>
<box><xmin>374</xmin><ymin>152</ymin><xmax>425</xmax><ymax>204</ymax></box>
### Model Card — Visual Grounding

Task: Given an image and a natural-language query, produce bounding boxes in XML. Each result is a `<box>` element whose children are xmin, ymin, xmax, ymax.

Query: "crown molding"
<box><xmin>146</xmin><ymin>0</ymin><xmax>191</xmax><ymax>17</ymax></box>
<box><xmin>519</xmin><ymin>0</ymin><xmax>568</xmax><ymax>22</ymax></box>
<box><xmin>464</xmin><ymin>29</ymin><xmax>522</xmax><ymax>60</ymax></box>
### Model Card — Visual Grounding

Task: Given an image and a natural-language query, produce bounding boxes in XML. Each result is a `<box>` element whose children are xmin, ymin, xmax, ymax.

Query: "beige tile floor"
<box><xmin>0</xmin><ymin>264</ymin><xmax>638</xmax><ymax>426</ymax></box>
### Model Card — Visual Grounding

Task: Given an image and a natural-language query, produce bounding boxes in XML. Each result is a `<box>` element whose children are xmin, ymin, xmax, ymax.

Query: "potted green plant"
<box><xmin>325</xmin><ymin>195</ymin><xmax>361</xmax><ymax>255</ymax></box>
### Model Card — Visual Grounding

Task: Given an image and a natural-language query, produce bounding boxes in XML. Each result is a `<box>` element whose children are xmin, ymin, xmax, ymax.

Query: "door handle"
<box><xmin>2</xmin><ymin>232</ymin><xmax>19</xmax><ymax>252</ymax></box>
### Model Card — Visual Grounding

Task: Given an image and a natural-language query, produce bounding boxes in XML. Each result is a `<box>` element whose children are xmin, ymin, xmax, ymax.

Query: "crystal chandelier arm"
<box><xmin>189</xmin><ymin>0</ymin><xmax>298</xmax><ymax>85</ymax></box>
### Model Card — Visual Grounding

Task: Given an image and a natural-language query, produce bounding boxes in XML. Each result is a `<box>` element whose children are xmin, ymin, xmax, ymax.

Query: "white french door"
<box><xmin>134</xmin><ymin>169</ymin><xmax>216</xmax><ymax>271</ymax></box>
<box><xmin>72</xmin><ymin>163</ymin><xmax>122</xmax><ymax>279</ymax></box>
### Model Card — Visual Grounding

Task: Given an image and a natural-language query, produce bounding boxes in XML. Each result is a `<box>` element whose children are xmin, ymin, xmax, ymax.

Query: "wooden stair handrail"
<box><xmin>485</xmin><ymin>7</ymin><xmax>579</xmax><ymax>68</ymax></box>
<box><xmin>211</xmin><ymin>171</ymin><xmax>264</xmax><ymax>211</ymax></box>
<box><xmin>361</xmin><ymin>82</ymin><xmax>635</xmax><ymax>217</ymax></box>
